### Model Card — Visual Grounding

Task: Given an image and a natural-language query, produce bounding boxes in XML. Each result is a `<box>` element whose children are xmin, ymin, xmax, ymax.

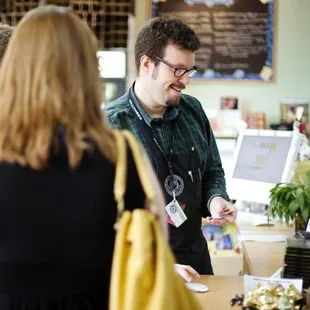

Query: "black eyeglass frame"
<box><xmin>155</xmin><ymin>56</ymin><xmax>198</xmax><ymax>78</ymax></box>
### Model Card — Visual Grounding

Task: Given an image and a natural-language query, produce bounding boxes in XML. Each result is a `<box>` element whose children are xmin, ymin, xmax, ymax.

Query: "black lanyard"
<box><xmin>128</xmin><ymin>97</ymin><xmax>176</xmax><ymax>178</ymax></box>
<box><xmin>152</xmin><ymin>123</ymin><xmax>176</xmax><ymax>177</ymax></box>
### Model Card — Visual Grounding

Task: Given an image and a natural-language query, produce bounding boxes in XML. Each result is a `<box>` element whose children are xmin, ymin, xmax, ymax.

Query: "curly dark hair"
<box><xmin>135</xmin><ymin>17</ymin><xmax>200</xmax><ymax>72</ymax></box>
<box><xmin>0</xmin><ymin>24</ymin><xmax>14</xmax><ymax>64</ymax></box>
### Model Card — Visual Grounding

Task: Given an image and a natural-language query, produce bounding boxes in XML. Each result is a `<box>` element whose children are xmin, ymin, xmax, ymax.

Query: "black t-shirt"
<box><xmin>0</xmin><ymin>145</ymin><xmax>144</xmax><ymax>309</ymax></box>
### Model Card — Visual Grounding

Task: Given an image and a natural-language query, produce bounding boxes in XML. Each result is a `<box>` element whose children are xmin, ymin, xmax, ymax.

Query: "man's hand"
<box><xmin>205</xmin><ymin>196</ymin><xmax>237</xmax><ymax>227</ymax></box>
<box><xmin>174</xmin><ymin>264</ymin><xmax>200</xmax><ymax>282</ymax></box>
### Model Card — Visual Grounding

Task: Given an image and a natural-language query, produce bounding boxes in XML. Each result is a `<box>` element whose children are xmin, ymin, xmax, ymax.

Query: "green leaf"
<box><xmin>284</xmin><ymin>212</ymin><xmax>290</xmax><ymax>224</ymax></box>
<box><xmin>297</xmin><ymin>192</ymin><xmax>304</xmax><ymax>210</ymax></box>
<box><xmin>305</xmin><ymin>188</ymin><xmax>310</xmax><ymax>200</ymax></box>
<box><xmin>269</xmin><ymin>186</ymin><xmax>278</xmax><ymax>194</ymax></box>
<box><xmin>267</xmin><ymin>204</ymin><xmax>276</xmax><ymax>218</ymax></box>
<box><xmin>285</xmin><ymin>191</ymin><xmax>293</xmax><ymax>201</ymax></box>
<box><xmin>302</xmin><ymin>206</ymin><xmax>309</xmax><ymax>225</ymax></box>
<box><xmin>277</xmin><ymin>204</ymin><xmax>283</xmax><ymax>219</ymax></box>
<box><xmin>307</xmin><ymin>170</ymin><xmax>310</xmax><ymax>187</ymax></box>
<box><xmin>270</xmin><ymin>184</ymin><xmax>287</xmax><ymax>194</ymax></box>
<box><xmin>288</xmin><ymin>201</ymin><xmax>299</xmax><ymax>219</ymax></box>
<box><xmin>278</xmin><ymin>190</ymin><xmax>289</xmax><ymax>203</ymax></box>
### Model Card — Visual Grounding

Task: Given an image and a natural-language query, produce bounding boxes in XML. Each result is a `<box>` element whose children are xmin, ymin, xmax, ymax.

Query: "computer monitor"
<box><xmin>226</xmin><ymin>129</ymin><xmax>301</xmax><ymax>205</ymax></box>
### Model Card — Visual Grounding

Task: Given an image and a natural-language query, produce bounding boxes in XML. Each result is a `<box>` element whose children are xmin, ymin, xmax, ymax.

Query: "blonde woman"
<box><xmin>0</xmin><ymin>5</ymin><xmax>168</xmax><ymax>310</ymax></box>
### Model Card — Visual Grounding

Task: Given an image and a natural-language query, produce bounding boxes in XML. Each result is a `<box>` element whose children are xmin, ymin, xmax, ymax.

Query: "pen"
<box><xmin>188</xmin><ymin>170</ymin><xmax>193</xmax><ymax>182</ymax></box>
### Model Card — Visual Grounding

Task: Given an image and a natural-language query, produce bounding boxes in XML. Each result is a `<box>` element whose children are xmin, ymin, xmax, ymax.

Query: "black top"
<box><xmin>0</xmin><ymin>145</ymin><xmax>144</xmax><ymax>309</ymax></box>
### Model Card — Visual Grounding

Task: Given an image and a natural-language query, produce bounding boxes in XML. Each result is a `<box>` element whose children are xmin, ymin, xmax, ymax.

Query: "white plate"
<box><xmin>185</xmin><ymin>282</ymin><xmax>209</xmax><ymax>293</ymax></box>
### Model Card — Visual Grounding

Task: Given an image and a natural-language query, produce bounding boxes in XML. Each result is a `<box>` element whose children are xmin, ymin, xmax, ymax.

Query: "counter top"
<box><xmin>194</xmin><ymin>275</ymin><xmax>243</xmax><ymax>309</ymax></box>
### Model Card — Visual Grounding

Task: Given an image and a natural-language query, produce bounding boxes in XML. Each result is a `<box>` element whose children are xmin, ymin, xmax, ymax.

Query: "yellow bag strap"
<box><xmin>113</xmin><ymin>129</ymin><xmax>127</xmax><ymax>216</ymax></box>
<box><xmin>122</xmin><ymin>130</ymin><xmax>156</xmax><ymax>202</ymax></box>
<box><xmin>113</xmin><ymin>130</ymin><xmax>157</xmax><ymax>222</ymax></box>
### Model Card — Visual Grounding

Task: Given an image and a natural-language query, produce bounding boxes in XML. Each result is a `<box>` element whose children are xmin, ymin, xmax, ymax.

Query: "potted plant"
<box><xmin>268</xmin><ymin>170</ymin><xmax>310</xmax><ymax>231</ymax></box>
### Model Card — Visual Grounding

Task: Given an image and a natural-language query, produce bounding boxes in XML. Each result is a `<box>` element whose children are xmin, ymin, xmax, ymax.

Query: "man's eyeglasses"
<box><xmin>155</xmin><ymin>56</ymin><xmax>198</xmax><ymax>78</ymax></box>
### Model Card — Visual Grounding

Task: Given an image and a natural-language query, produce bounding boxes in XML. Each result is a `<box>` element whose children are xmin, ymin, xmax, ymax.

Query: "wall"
<box><xmin>183</xmin><ymin>0</ymin><xmax>310</xmax><ymax>125</ymax></box>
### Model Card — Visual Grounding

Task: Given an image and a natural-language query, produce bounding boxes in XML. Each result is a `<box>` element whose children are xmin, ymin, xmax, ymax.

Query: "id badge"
<box><xmin>165</xmin><ymin>199</ymin><xmax>187</xmax><ymax>227</ymax></box>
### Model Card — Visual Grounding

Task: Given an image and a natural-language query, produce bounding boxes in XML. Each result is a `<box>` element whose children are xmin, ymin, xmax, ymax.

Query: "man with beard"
<box><xmin>106</xmin><ymin>17</ymin><xmax>237</xmax><ymax>281</ymax></box>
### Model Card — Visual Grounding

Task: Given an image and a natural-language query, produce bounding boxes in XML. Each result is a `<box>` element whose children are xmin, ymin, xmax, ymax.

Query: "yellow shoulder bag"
<box><xmin>109</xmin><ymin>129</ymin><xmax>202</xmax><ymax>310</ymax></box>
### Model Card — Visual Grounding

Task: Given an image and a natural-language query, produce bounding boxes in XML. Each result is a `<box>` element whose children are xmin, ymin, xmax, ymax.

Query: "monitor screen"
<box><xmin>233</xmin><ymin>135</ymin><xmax>292</xmax><ymax>184</ymax></box>
<box><xmin>227</xmin><ymin>130</ymin><xmax>300</xmax><ymax>205</ymax></box>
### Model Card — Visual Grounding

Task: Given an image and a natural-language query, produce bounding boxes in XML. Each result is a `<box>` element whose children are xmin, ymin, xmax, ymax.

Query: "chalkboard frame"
<box><xmin>148</xmin><ymin>0</ymin><xmax>277</xmax><ymax>83</ymax></box>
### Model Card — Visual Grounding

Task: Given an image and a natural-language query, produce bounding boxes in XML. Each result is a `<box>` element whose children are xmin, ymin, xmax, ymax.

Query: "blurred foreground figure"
<box><xmin>0</xmin><ymin>5</ymin><xmax>167</xmax><ymax>310</ymax></box>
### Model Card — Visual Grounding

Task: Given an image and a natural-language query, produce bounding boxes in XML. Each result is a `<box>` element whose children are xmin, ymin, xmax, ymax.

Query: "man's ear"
<box><xmin>139</xmin><ymin>55</ymin><xmax>154</xmax><ymax>74</ymax></box>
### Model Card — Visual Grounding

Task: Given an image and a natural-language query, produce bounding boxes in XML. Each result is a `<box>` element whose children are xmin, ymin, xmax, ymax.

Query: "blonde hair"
<box><xmin>0</xmin><ymin>5</ymin><xmax>115</xmax><ymax>169</ymax></box>
<box><xmin>0</xmin><ymin>24</ymin><xmax>14</xmax><ymax>64</ymax></box>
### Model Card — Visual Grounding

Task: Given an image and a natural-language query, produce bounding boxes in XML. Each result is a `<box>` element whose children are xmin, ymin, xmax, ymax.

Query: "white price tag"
<box><xmin>165</xmin><ymin>199</ymin><xmax>187</xmax><ymax>227</ymax></box>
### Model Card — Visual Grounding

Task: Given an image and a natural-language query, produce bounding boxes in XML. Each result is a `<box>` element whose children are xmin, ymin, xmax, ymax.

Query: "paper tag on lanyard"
<box><xmin>165</xmin><ymin>191</ymin><xmax>187</xmax><ymax>227</ymax></box>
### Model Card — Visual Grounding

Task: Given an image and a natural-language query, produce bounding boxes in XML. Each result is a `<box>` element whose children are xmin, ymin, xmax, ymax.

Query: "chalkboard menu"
<box><xmin>151</xmin><ymin>0</ymin><xmax>276</xmax><ymax>81</ymax></box>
